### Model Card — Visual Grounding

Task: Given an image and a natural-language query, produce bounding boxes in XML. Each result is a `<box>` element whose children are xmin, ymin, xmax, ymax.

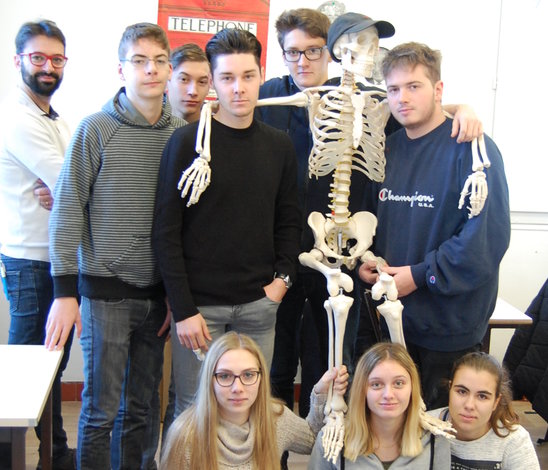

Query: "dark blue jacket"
<box><xmin>504</xmin><ymin>278</ymin><xmax>548</xmax><ymax>422</ymax></box>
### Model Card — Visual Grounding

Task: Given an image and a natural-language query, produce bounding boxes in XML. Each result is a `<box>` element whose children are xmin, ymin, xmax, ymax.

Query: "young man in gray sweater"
<box><xmin>45</xmin><ymin>23</ymin><xmax>185</xmax><ymax>469</ymax></box>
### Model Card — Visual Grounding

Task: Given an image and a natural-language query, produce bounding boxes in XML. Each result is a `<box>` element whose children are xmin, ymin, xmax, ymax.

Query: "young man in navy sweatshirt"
<box><xmin>359</xmin><ymin>42</ymin><xmax>510</xmax><ymax>409</ymax></box>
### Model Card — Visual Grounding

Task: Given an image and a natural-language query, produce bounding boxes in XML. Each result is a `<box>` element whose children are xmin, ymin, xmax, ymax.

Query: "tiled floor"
<box><xmin>23</xmin><ymin>400</ymin><xmax>548</xmax><ymax>469</ymax></box>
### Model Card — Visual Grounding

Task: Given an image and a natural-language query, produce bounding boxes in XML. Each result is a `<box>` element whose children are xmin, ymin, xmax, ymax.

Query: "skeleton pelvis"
<box><xmin>308</xmin><ymin>211</ymin><xmax>377</xmax><ymax>269</ymax></box>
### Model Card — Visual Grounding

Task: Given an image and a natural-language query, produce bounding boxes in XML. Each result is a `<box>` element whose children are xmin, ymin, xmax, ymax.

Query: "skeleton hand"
<box><xmin>322</xmin><ymin>410</ymin><xmax>346</xmax><ymax>464</ymax></box>
<box><xmin>419</xmin><ymin>400</ymin><xmax>456</xmax><ymax>439</ymax></box>
<box><xmin>458</xmin><ymin>135</ymin><xmax>490</xmax><ymax>218</ymax></box>
<box><xmin>458</xmin><ymin>170</ymin><xmax>488</xmax><ymax>218</ymax></box>
<box><xmin>177</xmin><ymin>157</ymin><xmax>211</xmax><ymax>207</ymax></box>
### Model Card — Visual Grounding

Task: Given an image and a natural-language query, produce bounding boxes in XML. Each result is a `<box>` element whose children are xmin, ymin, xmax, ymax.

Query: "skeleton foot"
<box><xmin>322</xmin><ymin>410</ymin><xmax>346</xmax><ymax>464</ymax></box>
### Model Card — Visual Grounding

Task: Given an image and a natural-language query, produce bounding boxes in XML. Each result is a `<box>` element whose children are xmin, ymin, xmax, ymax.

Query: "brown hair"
<box><xmin>450</xmin><ymin>352</ymin><xmax>519</xmax><ymax>437</ymax></box>
<box><xmin>118</xmin><ymin>22</ymin><xmax>169</xmax><ymax>60</ymax></box>
<box><xmin>382</xmin><ymin>42</ymin><xmax>441</xmax><ymax>85</ymax></box>
<box><xmin>170</xmin><ymin>43</ymin><xmax>208</xmax><ymax>70</ymax></box>
<box><xmin>275</xmin><ymin>9</ymin><xmax>330</xmax><ymax>49</ymax></box>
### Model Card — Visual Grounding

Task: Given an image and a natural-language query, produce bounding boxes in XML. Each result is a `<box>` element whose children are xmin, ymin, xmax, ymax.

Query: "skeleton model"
<box><xmin>176</xmin><ymin>12</ymin><xmax>486</xmax><ymax>463</ymax></box>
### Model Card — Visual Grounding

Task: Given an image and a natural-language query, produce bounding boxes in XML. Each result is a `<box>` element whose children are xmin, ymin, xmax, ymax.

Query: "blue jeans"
<box><xmin>1</xmin><ymin>254</ymin><xmax>73</xmax><ymax>458</ymax></box>
<box><xmin>170</xmin><ymin>296</ymin><xmax>278</xmax><ymax>417</ymax></box>
<box><xmin>78</xmin><ymin>297</ymin><xmax>166</xmax><ymax>470</ymax></box>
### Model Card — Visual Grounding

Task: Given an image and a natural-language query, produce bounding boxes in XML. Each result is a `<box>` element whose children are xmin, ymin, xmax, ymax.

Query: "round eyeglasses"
<box><xmin>19</xmin><ymin>52</ymin><xmax>68</xmax><ymax>68</ymax></box>
<box><xmin>282</xmin><ymin>46</ymin><xmax>326</xmax><ymax>62</ymax></box>
<box><xmin>214</xmin><ymin>370</ymin><xmax>261</xmax><ymax>387</ymax></box>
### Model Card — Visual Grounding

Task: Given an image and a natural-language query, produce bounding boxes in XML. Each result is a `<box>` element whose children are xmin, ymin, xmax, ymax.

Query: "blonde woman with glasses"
<box><xmin>161</xmin><ymin>331</ymin><xmax>348</xmax><ymax>470</ymax></box>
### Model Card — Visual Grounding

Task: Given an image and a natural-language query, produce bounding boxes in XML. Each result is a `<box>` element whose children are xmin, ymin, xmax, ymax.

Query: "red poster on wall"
<box><xmin>158</xmin><ymin>0</ymin><xmax>271</xmax><ymax>69</ymax></box>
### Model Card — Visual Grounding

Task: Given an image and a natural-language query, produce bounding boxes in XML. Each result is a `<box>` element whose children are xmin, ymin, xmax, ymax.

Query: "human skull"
<box><xmin>332</xmin><ymin>27</ymin><xmax>379</xmax><ymax>78</ymax></box>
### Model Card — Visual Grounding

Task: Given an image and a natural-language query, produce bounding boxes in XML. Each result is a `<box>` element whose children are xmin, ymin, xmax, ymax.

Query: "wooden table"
<box><xmin>0</xmin><ymin>345</ymin><xmax>62</xmax><ymax>470</ymax></box>
<box><xmin>482</xmin><ymin>298</ymin><xmax>533</xmax><ymax>352</ymax></box>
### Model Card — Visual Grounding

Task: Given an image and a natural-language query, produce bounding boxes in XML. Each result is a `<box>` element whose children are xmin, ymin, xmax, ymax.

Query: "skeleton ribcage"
<box><xmin>308</xmin><ymin>88</ymin><xmax>389</xmax><ymax>183</ymax></box>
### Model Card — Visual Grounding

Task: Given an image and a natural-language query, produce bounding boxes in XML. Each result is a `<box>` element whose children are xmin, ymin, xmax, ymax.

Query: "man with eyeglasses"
<box><xmin>44</xmin><ymin>23</ymin><xmax>186</xmax><ymax>469</ymax></box>
<box><xmin>0</xmin><ymin>19</ymin><xmax>75</xmax><ymax>470</ymax></box>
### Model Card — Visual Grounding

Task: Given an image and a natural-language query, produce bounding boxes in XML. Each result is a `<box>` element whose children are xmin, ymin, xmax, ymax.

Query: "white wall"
<box><xmin>0</xmin><ymin>0</ymin><xmax>547</xmax><ymax>379</ymax></box>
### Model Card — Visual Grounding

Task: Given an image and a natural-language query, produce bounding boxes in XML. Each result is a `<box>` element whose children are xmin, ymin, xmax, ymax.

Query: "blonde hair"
<box><xmin>345</xmin><ymin>342</ymin><xmax>424</xmax><ymax>461</ymax></box>
<box><xmin>450</xmin><ymin>352</ymin><xmax>519</xmax><ymax>437</ymax></box>
<box><xmin>160</xmin><ymin>332</ymin><xmax>283</xmax><ymax>470</ymax></box>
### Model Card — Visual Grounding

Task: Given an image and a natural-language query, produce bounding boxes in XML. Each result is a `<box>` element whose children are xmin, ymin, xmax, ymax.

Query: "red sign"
<box><xmin>158</xmin><ymin>0</ymin><xmax>271</xmax><ymax>69</ymax></box>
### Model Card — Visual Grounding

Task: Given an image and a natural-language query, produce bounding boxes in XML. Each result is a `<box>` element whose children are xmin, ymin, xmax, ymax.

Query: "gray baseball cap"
<box><xmin>328</xmin><ymin>12</ymin><xmax>395</xmax><ymax>63</ymax></box>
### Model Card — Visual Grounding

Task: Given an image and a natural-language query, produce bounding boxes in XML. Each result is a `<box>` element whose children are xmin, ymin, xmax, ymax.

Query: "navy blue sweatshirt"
<box><xmin>369</xmin><ymin>118</ymin><xmax>510</xmax><ymax>351</ymax></box>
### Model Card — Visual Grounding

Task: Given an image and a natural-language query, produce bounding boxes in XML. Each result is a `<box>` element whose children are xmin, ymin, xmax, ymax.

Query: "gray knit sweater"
<box><xmin>50</xmin><ymin>88</ymin><xmax>186</xmax><ymax>299</ymax></box>
<box><xmin>172</xmin><ymin>390</ymin><xmax>326</xmax><ymax>469</ymax></box>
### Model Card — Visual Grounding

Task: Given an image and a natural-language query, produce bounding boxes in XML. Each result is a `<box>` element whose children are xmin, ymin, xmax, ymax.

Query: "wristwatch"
<box><xmin>274</xmin><ymin>272</ymin><xmax>292</xmax><ymax>289</ymax></box>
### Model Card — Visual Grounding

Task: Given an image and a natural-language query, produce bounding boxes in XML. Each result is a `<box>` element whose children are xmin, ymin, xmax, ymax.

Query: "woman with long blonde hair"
<box><xmin>161</xmin><ymin>331</ymin><xmax>347</xmax><ymax>470</ymax></box>
<box><xmin>309</xmin><ymin>342</ymin><xmax>450</xmax><ymax>469</ymax></box>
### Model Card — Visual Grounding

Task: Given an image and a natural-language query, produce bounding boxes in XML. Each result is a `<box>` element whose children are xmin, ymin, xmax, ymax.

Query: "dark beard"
<box><xmin>21</xmin><ymin>63</ymin><xmax>62</xmax><ymax>97</ymax></box>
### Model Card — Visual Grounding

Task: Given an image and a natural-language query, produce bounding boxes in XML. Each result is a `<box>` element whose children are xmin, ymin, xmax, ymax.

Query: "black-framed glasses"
<box><xmin>120</xmin><ymin>56</ymin><xmax>170</xmax><ymax>69</ymax></box>
<box><xmin>19</xmin><ymin>52</ymin><xmax>68</xmax><ymax>68</ymax></box>
<box><xmin>214</xmin><ymin>370</ymin><xmax>261</xmax><ymax>387</ymax></box>
<box><xmin>282</xmin><ymin>46</ymin><xmax>326</xmax><ymax>62</ymax></box>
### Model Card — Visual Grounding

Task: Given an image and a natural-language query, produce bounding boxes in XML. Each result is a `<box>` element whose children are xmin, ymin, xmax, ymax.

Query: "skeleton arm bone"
<box><xmin>471</xmin><ymin>135</ymin><xmax>491</xmax><ymax>171</ymax></box>
<box><xmin>256</xmin><ymin>92</ymin><xmax>310</xmax><ymax>108</ymax></box>
<box><xmin>256</xmin><ymin>87</ymin><xmax>342</xmax><ymax>110</ymax></box>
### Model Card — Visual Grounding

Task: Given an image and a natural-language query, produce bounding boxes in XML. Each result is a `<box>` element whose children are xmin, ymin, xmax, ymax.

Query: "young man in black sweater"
<box><xmin>152</xmin><ymin>28</ymin><xmax>301</xmax><ymax>417</ymax></box>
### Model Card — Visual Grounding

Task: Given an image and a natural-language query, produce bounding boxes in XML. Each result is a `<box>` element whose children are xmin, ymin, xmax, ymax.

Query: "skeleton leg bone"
<box><xmin>299</xmin><ymin>249</ymin><xmax>354</xmax><ymax>297</ymax></box>
<box><xmin>322</xmin><ymin>294</ymin><xmax>352</xmax><ymax>463</ymax></box>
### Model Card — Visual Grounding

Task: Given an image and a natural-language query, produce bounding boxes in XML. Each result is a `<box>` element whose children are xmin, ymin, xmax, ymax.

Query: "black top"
<box><xmin>152</xmin><ymin>118</ymin><xmax>301</xmax><ymax>321</ymax></box>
